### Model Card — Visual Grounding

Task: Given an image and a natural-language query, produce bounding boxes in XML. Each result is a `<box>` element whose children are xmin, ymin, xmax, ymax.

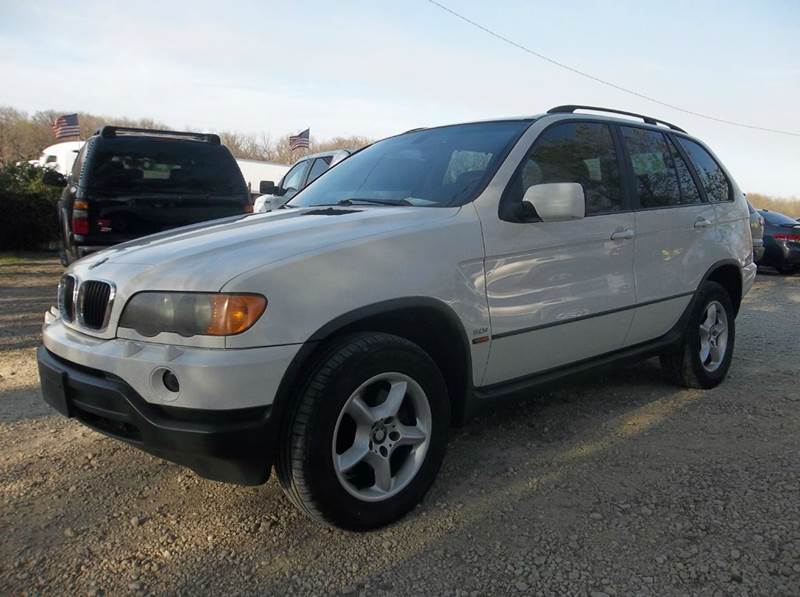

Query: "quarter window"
<box><xmin>668</xmin><ymin>137</ymin><xmax>702</xmax><ymax>204</ymax></box>
<box><xmin>677</xmin><ymin>138</ymin><xmax>732</xmax><ymax>202</ymax></box>
<box><xmin>502</xmin><ymin>122</ymin><xmax>623</xmax><ymax>217</ymax></box>
<box><xmin>620</xmin><ymin>127</ymin><xmax>682</xmax><ymax>208</ymax></box>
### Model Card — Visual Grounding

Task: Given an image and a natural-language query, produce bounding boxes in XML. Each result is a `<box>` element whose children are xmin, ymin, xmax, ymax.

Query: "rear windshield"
<box><xmin>288</xmin><ymin>120</ymin><xmax>532</xmax><ymax>208</ymax></box>
<box><xmin>87</xmin><ymin>138</ymin><xmax>245</xmax><ymax>195</ymax></box>
<box><xmin>760</xmin><ymin>210</ymin><xmax>798</xmax><ymax>226</ymax></box>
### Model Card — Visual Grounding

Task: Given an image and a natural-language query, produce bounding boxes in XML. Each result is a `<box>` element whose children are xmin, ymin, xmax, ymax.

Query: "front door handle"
<box><xmin>610</xmin><ymin>228</ymin><xmax>635</xmax><ymax>241</ymax></box>
<box><xmin>694</xmin><ymin>218</ymin><xmax>713</xmax><ymax>229</ymax></box>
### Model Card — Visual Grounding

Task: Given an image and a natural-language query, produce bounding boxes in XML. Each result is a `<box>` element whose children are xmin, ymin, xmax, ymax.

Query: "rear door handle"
<box><xmin>694</xmin><ymin>218</ymin><xmax>713</xmax><ymax>229</ymax></box>
<box><xmin>610</xmin><ymin>228</ymin><xmax>635</xmax><ymax>241</ymax></box>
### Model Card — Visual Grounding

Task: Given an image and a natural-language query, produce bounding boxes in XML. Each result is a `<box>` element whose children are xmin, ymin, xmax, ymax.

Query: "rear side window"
<box><xmin>88</xmin><ymin>139</ymin><xmax>245</xmax><ymax>195</ymax></box>
<box><xmin>306</xmin><ymin>156</ymin><xmax>332</xmax><ymax>185</ymax></box>
<box><xmin>620</xmin><ymin>127</ymin><xmax>683</xmax><ymax>208</ymax></box>
<box><xmin>503</xmin><ymin>122</ymin><xmax>623</xmax><ymax>216</ymax></box>
<box><xmin>71</xmin><ymin>145</ymin><xmax>87</xmax><ymax>180</ymax></box>
<box><xmin>677</xmin><ymin>138</ymin><xmax>732</xmax><ymax>202</ymax></box>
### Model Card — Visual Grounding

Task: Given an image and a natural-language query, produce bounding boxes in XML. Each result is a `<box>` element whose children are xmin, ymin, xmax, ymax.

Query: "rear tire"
<box><xmin>276</xmin><ymin>332</ymin><xmax>450</xmax><ymax>531</ymax></box>
<box><xmin>660</xmin><ymin>281</ymin><xmax>735</xmax><ymax>389</ymax></box>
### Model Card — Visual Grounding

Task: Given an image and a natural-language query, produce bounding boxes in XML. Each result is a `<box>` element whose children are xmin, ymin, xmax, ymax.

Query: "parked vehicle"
<box><xmin>37</xmin><ymin>141</ymin><xmax>86</xmax><ymax>175</ymax></box>
<box><xmin>757</xmin><ymin>209</ymin><xmax>800</xmax><ymax>274</ymax></box>
<box><xmin>235</xmin><ymin>159</ymin><xmax>289</xmax><ymax>199</ymax></box>
<box><xmin>253</xmin><ymin>150</ymin><xmax>350</xmax><ymax>212</ymax></box>
<box><xmin>38</xmin><ymin>106</ymin><xmax>756</xmax><ymax>530</ymax></box>
<box><xmin>747</xmin><ymin>201</ymin><xmax>765</xmax><ymax>263</ymax></box>
<box><xmin>43</xmin><ymin>126</ymin><xmax>251</xmax><ymax>265</ymax></box>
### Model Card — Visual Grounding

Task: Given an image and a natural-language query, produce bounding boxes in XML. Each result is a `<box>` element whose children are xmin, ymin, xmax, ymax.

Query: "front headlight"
<box><xmin>119</xmin><ymin>292</ymin><xmax>267</xmax><ymax>337</ymax></box>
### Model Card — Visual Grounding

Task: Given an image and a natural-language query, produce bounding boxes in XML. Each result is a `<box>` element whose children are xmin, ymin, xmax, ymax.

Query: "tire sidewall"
<box><xmin>296</xmin><ymin>335</ymin><xmax>450</xmax><ymax>530</ymax></box>
<box><xmin>684</xmin><ymin>282</ymin><xmax>736</xmax><ymax>387</ymax></box>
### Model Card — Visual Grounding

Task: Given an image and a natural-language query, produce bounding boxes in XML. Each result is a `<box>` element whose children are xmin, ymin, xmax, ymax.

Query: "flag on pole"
<box><xmin>289</xmin><ymin>128</ymin><xmax>310</xmax><ymax>151</ymax></box>
<box><xmin>52</xmin><ymin>114</ymin><xmax>80</xmax><ymax>139</ymax></box>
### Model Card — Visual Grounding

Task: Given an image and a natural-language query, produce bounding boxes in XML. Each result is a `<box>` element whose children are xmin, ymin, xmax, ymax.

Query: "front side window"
<box><xmin>289</xmin><ymin>120</ymin><xmax>531</xmax><ymax>208</ymax></box>
<box><xmin>621</xmin><ymin>127</ymin><xmax>682</xmax><ymax>208</ymax></box>
<box><xmin>306</xmin><ymin>156</ymin><xmax>333</xmax><ymax>185</ymax></box>
<box><xmin>502</xmin><ymin>122</ymin><xmax>623</xmax><ymax>217</ymax></box>
<box><xmin>677</xmin><ymin>138</ymin><xmax>732</xmax><ymax>203</ymax></box>
<box><xmin>281</xmin><ymin>160</ymin><xmax>311</xmax><ymax>193</ymax></box>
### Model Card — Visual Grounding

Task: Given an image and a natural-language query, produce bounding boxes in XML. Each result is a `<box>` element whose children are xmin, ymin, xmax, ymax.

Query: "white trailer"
<box><xmin>38</xmin><ymin>141</ymin><xmax>86</xmax><ymax>175</ymax></box>
<box><xmin>236</xmin><ymin>159</ymin><xmax>290</xmax><ymax>197</ymax></box>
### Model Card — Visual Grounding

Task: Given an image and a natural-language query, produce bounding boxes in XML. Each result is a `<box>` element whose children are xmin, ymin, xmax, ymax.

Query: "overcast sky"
<box><xmin>2</xmin><ymin>0</ymin><xmax>798</xmax><ymax>196</ymax></box>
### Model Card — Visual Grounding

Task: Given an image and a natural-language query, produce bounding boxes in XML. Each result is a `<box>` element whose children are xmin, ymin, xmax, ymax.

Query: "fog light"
<box><xmin>162</xmin><ymin>370</ymin><xmax>180</xmax><ymax>393</ymax></box>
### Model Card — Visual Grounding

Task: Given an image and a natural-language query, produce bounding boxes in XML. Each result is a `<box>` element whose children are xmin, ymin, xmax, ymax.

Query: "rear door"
<box><xmin>480</xmin><ymin>120</ymin><xmax>637</xmax><ymax>385</ymax></box>
<box><xmin>618</xmin><ymin>125</ymin><xmax>715</xmax><ymax>346</ymax></box>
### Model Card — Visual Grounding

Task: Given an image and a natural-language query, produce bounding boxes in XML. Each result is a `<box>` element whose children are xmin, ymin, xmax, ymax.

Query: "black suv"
<box><xmin>44</xmin><ymin>126</ymin><xmax>251</xmax><ymax>264</ymax></box>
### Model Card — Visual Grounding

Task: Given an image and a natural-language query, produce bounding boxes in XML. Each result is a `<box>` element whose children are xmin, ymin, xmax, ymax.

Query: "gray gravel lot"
<box><xmin>1</xmin><ymin>254</ymin><xmax>798</xmax><ymax>596</ymax></box>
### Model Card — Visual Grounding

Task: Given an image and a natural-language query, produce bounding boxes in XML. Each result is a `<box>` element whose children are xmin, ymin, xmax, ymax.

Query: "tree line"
<box><xmin>0</xmin><ymin>106</ymin><xmax>371</xmax><ymax>166</ymax></box>
<box><xmin>1</xmin><ymin>105</ymin><xmax>798</xmax><ymax>217</ymax></box>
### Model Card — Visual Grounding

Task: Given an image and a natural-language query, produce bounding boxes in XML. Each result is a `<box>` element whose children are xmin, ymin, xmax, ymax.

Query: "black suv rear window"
<box><xmin>87</xmin><ymin>138</ymin><xmax>245</xmax><ymax>195</ymax></box>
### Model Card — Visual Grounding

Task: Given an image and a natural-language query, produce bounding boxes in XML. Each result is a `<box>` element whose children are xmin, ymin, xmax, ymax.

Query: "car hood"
<box><xmin>71</xmin><ymin>206</ymin><xmax>459</xmax><ymax>291</ymax></box>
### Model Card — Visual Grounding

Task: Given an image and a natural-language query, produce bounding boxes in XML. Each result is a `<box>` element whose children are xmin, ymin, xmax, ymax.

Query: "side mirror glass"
<box><xmin>259</xmin><ymin>180</ymin><xmax>277</xmax><ymax>195</ymax></box>
<box><xmin>42</xmin><ymin>169</ymin><xmax>67</xmax><ymax>188</ymax></box>
<box><xmin>522</xmin><ymin>182</ymin><xmax>585</xmax><ymax>222</ymax></box>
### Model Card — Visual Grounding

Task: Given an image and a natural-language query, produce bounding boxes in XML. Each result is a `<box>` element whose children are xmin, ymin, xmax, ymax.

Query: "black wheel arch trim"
<box><xmin>269</xmin><ymin>297</ymin><xmax>474</xmax><ymax>444</ymax></box>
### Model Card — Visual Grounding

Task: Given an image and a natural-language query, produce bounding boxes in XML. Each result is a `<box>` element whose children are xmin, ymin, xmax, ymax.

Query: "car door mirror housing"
<box><xmin>259</xmin><ymin>180</ymin><xmax>277</xmax><ymax>195</ymax></box>
<box><xmin>522</xmin><ymin>182</ymin><xmax>585</xmax><ymax>222</ymax></box>
<box><xmin>42</xmin><ymin>168</ymin><xmax>67</xmax><ymax>188</ymax></box>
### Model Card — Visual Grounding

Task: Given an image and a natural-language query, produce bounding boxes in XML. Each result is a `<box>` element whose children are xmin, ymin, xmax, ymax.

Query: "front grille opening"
<box><xmin>74</xmin><ymin>407</ymin><xmax>142</xmax><ymax>442</ymax></box>
<box><xmin>80</xmin><ymin>281</ymin><xmax>112</xmax><ymax>329</ymax></box>
<box><xmin>58</xmin><ymin>275</ymin><xmax>76</xmax><ymax>322</ymax></box>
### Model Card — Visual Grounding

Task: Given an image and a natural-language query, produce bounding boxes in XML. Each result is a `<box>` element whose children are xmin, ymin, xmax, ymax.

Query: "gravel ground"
<box><xmin>1</xmin><ymin>254</ymin><xmax>798</xmax><ymax>596</ymax></box>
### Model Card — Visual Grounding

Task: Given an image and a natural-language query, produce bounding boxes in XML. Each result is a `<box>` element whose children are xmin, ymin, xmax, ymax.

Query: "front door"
<box><xmin>477</xmin><ymin>120</ymin><xmax>637</xmax><ymax>386</ymax></box>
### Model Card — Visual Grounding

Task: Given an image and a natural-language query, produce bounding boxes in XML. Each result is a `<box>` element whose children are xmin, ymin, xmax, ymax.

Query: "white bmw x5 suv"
<box><xmin>39</xmin><ymin>105</ymin><xmax>756</xmax><ymax>530</ymax></box>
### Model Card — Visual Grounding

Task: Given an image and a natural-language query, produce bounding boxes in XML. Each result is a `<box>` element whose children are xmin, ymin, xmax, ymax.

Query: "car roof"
<box><xmin>399</xmin><ymin>106</ymin><xmax>691</xmax><ymax>140</ymax></box>
<box><xmin>292</xmin><ymin>149</ymin><xmax>351</xmax><ymax>164</ymax></box>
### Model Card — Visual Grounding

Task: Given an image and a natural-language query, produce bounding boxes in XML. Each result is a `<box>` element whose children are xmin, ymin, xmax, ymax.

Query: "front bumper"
<box><xmin>42</xmin><ymin>316</ymin><xmax>299</xmax><ymax>410</ymax></box>
<box><xmin>37</xmin><ymin>346</ymin><xmax>274</xmax><ymax>484</ymax></box>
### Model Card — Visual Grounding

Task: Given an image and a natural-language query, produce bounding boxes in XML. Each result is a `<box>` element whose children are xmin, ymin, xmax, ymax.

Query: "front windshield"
<box><xmin>289</xmin><ymin>120</ymin><xmax>531</xmax><ymax>208</ymax></box>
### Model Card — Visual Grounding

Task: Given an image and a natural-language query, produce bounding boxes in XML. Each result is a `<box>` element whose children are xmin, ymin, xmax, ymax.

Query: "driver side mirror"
<box><xmin>522</xmin><ymin>182</ymin><xmax>585</xmax><ymax>222</ymax></box>
<box><xmin>42</xmin><ymin>168</ymin><xmax>67</xmax><ymax>188</ymax></box>
<box><xmin>259</xmin><ymin>180</ymin><xmax>277</xmax><ymax>195</ymax></box>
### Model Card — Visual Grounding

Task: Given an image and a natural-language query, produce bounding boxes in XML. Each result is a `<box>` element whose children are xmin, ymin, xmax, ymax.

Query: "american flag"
<box><xmin>52</xmin><ymin>113</ymin><xmax>80</xmax><ymax>139</ymax></box>
<box><xmin>289</xmin><ymin>128</ymin><xmax>310</xmax><ymax>151</ymax></box>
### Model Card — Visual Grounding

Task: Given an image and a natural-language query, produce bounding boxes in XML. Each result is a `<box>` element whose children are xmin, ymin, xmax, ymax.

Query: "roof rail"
<box><xmin>96</xmin><ymin>126</ymin><xmax>221</xmax><ymax>144</ymax></box>
<box><xmin>547</xmin><ymin>105</ymin><xmax>686</xmax><ymax>133</ymax></box>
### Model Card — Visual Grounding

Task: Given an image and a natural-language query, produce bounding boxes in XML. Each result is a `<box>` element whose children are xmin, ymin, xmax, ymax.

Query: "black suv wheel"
<box><xmin>661</xmin><ymin>281</ymin><xmax>735</xmax><ymax>389</ymax></box>
<box><xmin>277</xmin><ymin>332</ymin><xmax>450</xmax><ymax>531</ymax></box>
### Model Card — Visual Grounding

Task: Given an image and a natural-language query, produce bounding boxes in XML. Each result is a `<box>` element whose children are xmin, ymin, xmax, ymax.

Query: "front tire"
<box><xmin>660</xmin><ymin>281</ymin><xmax>735</xmax><ymax>389</ymax></box>
<box><xmin>277</xmin><ymin>332</ymin><xmax>450</xmax><ymax>531</ymax></box>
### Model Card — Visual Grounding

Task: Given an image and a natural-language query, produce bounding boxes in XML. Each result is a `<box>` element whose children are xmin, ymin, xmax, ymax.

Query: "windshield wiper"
<box><xmin>336</xmin><ymin>198</ymin><xmax>413</xmax><ymax>207</ymax></box>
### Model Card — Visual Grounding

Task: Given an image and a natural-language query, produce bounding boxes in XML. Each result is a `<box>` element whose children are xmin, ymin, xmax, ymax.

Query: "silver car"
<box><xmin>747</xmin><ymin>200</ymin><xmax>765</xmax><ymax>263</ymax></box>
<box><xmin>253</xmin><ymin>150</ymin><xmax>350</xmax><ymax>212</ymax></box>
